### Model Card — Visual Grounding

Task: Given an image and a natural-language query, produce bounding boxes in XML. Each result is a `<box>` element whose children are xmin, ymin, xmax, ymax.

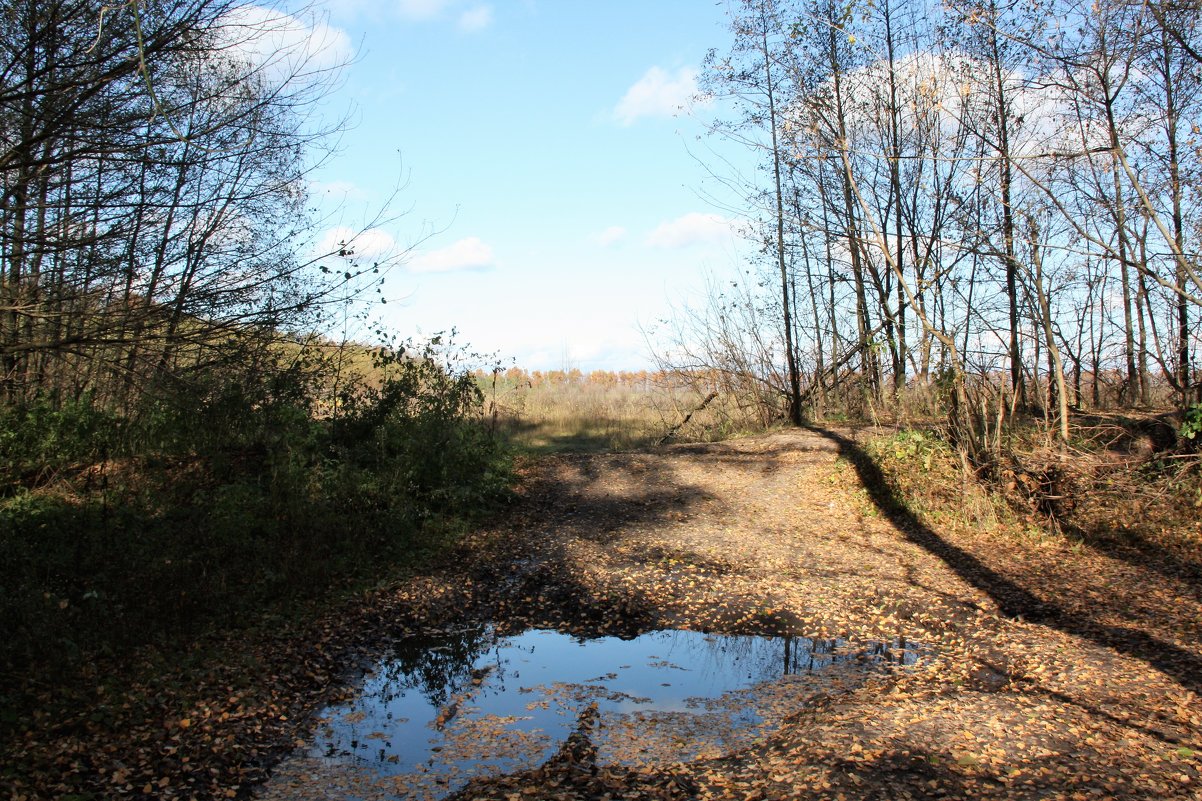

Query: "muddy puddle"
<box><xmin>259</xmin><ymin>627</ymin><xmax>921</xmax><ymax>801</ymax></box>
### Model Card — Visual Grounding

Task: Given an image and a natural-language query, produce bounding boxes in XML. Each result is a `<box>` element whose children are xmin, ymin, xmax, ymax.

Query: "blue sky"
<box><xmin>294</xmin><ymin>0</ymin><xmax>751</xmax><ymax>370</ymax></box>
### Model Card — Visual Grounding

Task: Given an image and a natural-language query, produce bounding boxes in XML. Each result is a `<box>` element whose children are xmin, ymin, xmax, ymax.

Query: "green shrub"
<box><xmin>1180</xmin><ymin>403</ymin><xmax>1202</xmax><ymax>445</ymax></box>
<box><xmin>0</xmin><ymin>395</ymin><xmax>119</xmax><ymax>485</ymax></box>
<box><xmin>869</xmin><ymin>428</ymin><xmax>947</xmax><ymax>473</ymax></box>
<box><xmin>0</xmin><ymin>338</ymin><xmax>511</xmax><ymax>684</ymax></box>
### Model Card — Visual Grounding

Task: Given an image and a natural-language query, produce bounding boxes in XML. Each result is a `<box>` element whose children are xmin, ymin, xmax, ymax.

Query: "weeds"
<box><xmin>0</xmin><ymin>341</ymin><xmax>510</xmax><ymax>694</ymax></box>
<box><xmin>863</xmin><ymin>412</ymin><xmax>1202</xmax><ymax>563</ymax></box>
<box><xmin>1180</xmin><ymin>403</ymin><xmax>1202</xmax><ymax>445</ymax></box>
<box><xmin>479</xmin><ymin>370</ymin><xmax>770</xmax><ymax>453</ymax></box>
<box><xmin>863</xmin><ymin>428</ymin><xmax>1002</xmax><ymax>535</ymax></box>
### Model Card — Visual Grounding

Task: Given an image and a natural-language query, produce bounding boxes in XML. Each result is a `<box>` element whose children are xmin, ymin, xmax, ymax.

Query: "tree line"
<box><xmin>670</xmin><ymin>0</ymin><xmax>1200</xmax><ymax>453</ymax></box>
<box><xmin>0</xmin><ymin>0</ymin><xmax>370</xmax><ymax>416</ymax></box>
<box><xmin>0</xmin><ymin>2</ymin><xmax>509</xmax><ymax>683</ymax></box>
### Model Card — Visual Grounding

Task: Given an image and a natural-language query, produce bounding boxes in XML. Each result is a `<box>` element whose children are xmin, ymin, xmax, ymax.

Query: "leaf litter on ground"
<box><xmin>5</xmin><ymin>428</ymin><xmax>1202</xmax><ymax>800</ymax></box>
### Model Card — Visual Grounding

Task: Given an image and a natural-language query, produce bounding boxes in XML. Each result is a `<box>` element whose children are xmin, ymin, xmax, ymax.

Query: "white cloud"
<box><xmin>315</xmin><ymin>226</ymin><xmax>398</xmax><ymax>260</ymax></box>
<box><xmin>645</xmin><ymin>213</ymin><xmax>734</xmax><ymax>249</ymax></box>
<box><xmin>497</xmin><ymin>328</ymin><xmax>649</xmax><ymax>372</ymax></box>
<box><xmin>218</xmin><ymin>6</ymin><xmax>352</xmax><ymax>85</ymax></box>
<box><xmin>408</xmin><ymin>237</ymin><xmax>496</xmax><ymax>273</ymax></box>
<box><xmin>458</xmin><ymin>4</ymin><xmax>493</xmax><ymax>31</ymax></box>
<box><xmin>590</xmin><ymin>226</ymin><xmax>627</xmax><ymax>247</ymax></box>
<box><xmin>804</xmin><ymin>50</ymin><xmax>1088</xmax><ymax>172</ymax></box>
<box><xmin>614</xmin><ymin>66</ymin><xmax>699</xmax><ymax>126</ymax></box>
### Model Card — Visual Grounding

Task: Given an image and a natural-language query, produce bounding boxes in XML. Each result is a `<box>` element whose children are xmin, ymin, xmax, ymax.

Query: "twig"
<box><xmin>657</xmin><ymin>392</ymin><xmax>719</xmax><ymax>446</ymax></box>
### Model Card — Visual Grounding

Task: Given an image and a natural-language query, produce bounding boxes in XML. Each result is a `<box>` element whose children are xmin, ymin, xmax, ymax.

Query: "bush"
<box><xmin>0</xmin><ymin>339</ymin><xmax>511</xmax><ymax>683</ymax></box>
<box><xmin>332</xmin><ymin>340</ymin><xmax>509</xmax><ymax>511</ymax></box>
<box><xmin>1180</xmin><ymin>403</ymin><xmax>1202</xmax><ymax>447</ymax></box>
<box><xmin>862</xmin><ymin>427</ymin><xmax>1000</xmax><ymax>532</ymax></box>
<box><xmin>0</xmin><ymin>395</ymin><xmax>120</xmax><ymax>486</ymax></box>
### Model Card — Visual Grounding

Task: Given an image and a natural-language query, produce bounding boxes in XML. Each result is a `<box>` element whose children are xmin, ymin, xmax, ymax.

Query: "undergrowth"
<box><xmin>0</xmin><ymin>343</ymin><xmax>512</xmax><ymax>708</ymax></box>
<box><xmin>863</xmin><ymin>417</ymin><xmax>1202</xmax><ymax>552</ymax></box>
<box><xmin>861</xmin><ymin>428</ymin><xmax>1008</xmax><ymax>536</ymax></box>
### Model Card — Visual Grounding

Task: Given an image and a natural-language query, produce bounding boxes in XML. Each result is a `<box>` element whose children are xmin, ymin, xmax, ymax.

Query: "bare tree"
<box><xmin>699</xmin><ymin>0</ymin><xmax>805</xmax><ymax>424</ymax></box>
<box><xmin>0</xmin><ymin>0</ymin><xmax>383</xmax><ymax>413</ymax></box>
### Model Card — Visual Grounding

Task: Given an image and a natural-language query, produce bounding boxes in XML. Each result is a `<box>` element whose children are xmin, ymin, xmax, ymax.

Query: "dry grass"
<box><xmin>475</xmin><ymin>370</ymin><xmax>774</xmax><ymax>453</ymax></box>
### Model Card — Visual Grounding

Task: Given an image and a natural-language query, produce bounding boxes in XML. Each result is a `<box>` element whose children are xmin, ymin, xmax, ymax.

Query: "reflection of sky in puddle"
<box><xmin>289</xmin><ymin>628</ymin><xmax>920</xmax><ymax>799</ymax></box>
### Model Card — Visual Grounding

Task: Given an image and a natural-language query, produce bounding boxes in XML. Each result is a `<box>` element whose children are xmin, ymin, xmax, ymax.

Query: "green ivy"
<box><xmin>1180</xmin><ymin>403</ymin><xmax>1202</xmax><ymax>442</ymax></box>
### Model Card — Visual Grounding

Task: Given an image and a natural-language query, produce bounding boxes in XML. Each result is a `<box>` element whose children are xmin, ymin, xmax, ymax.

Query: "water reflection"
<box><xmin>289</xmin><ymin>628</ymin><xmax>921</xmax><ymax>800</ymax></box>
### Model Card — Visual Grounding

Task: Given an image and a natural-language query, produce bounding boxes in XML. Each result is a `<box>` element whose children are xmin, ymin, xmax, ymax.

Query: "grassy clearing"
<box><xmin>476</xmin><ymin>369</ymin><xmax>775</xmax><ymax>453</ymax></box>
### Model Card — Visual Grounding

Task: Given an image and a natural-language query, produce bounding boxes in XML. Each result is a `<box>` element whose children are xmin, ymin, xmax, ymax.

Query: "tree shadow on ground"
<box><xmin>447</xmin><ymin>715</ymin><xmax>1172</xmax><ymax>801</ymax></box>
<box><xmin>471</xmin><ymin>450</ymin><xmax>731</xmax><ymax>637</ymax></box>
<box><xmin>1061</xmin><ymin>513</ymin><xmax>1202</xmax><ymax>600</ymax></box>
<box><xmin>807</xmin><ymin>425</ymin><xmax>1202</xmax><ymax>698</ymax></box>
<box><xmin>1013</xmin><ymin>426</ymin><xmax>1202</xmax><ymax>593</ymax></box>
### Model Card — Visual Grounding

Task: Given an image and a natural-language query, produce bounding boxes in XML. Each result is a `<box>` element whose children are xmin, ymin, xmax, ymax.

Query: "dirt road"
<box><xmin>262</xmin><ymin>427</ymin><xmax>1202</xmax><ymax>800</ymax></box>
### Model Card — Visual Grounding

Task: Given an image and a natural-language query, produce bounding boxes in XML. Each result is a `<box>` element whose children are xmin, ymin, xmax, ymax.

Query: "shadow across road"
<box><xmin>807</xmin><ymin>425</ymin><xmax>1202</xmax><ymax>699</ymax></box>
